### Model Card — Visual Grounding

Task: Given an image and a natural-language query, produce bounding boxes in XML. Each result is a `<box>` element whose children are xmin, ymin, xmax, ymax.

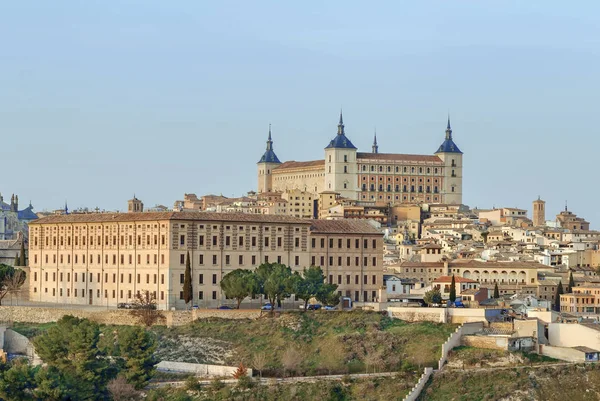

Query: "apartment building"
<box><xmin>28</xmin><ymin>212</ymin><xmax>383</xmax><ymax>309</ymax></box>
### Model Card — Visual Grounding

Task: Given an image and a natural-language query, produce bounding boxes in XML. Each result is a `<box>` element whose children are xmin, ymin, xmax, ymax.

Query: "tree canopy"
<box><xmin>220</xmin><ymin>269</ymin><xmax>258</xmax><ymax>308</ymax></box>
<box><xmin>423</xmin><ymin>287</ymin><xmax>442</xmax><ymax>306</ymax></box>
<box><xmin>0</xmin><ymin>264</ymin><xmax>27</xmax><ymax>305</ymax></box>
<box><xmin>294</xmin><ymin>266</ymin><xmax>338</xmax><ymax>310</ymax></box>
<box><xmin>254</xmin><ymin>263</ymin><xmax>295</xmax><ymax>309</ymax></box>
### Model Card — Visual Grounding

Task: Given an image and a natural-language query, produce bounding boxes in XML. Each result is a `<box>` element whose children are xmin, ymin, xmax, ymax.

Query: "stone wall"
<box><xmin>461</xmin><ymin>335</ymin><xmax>508</xmax><ymax>350</ymax></box>
<box><xmin>156</xmin><ymin>360</ymin><xmax>252</xmax><ymax>378</ymax></box>
<box><xmin>540</xmin><ymin>345</ymin><xmax>585</xmax><ymax>362</ymax></box>
<box><xmin>4</xmin><ymin>329</ymin><xmax>30</xmax><ymax>354</ymax></box>
<box><xmin>388</xmin><ymin>307</ymin><xmax>446</xmax><ymax>323</ymax></box>
<box><xmin>402</xmin><ymin>367</ymin><xmax>433</xmax><ymax>401</ymax></box>
<box><xmin>0</xmin><ymin>306</ymin><xmax>261</xmax><ymax>327</ymax></box>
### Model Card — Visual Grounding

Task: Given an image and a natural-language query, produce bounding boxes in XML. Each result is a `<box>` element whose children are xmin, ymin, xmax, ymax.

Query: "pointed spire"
<box><xmin>64</xmin><ymin>201</ymin><xmax>69</xmax><ymax>215</ymax></box>
<box><xmin>565</xmin><ymin>200</ymin><xmax>568</xmax><ymax>212</ymax></box>
<box><xmin>445</xmin><ymin>114</ymin><xmax>453</xmax><ymax>140</ymax></box>
<box><xmin>337</xmin><ymin>109</ymin><xmax>345</xmax><ymax>135</ymax></box>
<box><xmin>266</xmin><ymin>124</ymin><xmax>273</xmax><ymax>151</ymax></box>
<box><xmin>372</xmin><ymin>128</ymin><xmax>378</xmax><ymax>154</ymax></box>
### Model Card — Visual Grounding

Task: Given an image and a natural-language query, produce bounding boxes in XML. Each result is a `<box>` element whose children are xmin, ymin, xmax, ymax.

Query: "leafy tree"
<box><xmin>493</xmin><ymin>283</ymin><xmax>500</xmax><ymax>299</ymax></box>
<box><xmin>0</xmin><ymin>359</ymin><xmax>37</xmax><ymax>401</ymax></box>
<box><xmin>19</xmin><ymin>240</ymin><xmax>26</xmax><ymax>267</ymax></box>
<box><xmin>32</xmin><ymin>366</ymin><xmax>71</xmax><ymax>401</ymax></box>
<box><xmin>130</xmin><ymin>290</ymin><xmax>164</xmax><ymax>327</ymax></box>
<box><xmin>220</xmin><ymin>269</ymin><xmax>258</xmax><ymax>308</ymax></box>
<box><xmin>554</xmin><ymin>281</ymin><xmax>564</xmax><ymax>312</ymax></box>
<box><xmin>423</xmin><ymin>287</ymin><xmax>442</xmax><ymax>306</ymax></box>
<box><xmin>449</xmin><ymin>275</ymin><xmax>457</xmax><ymax>303</ymax></box>
<box><xmin>32</xmin><ymin>315</ymin><xmax>115</xmax><ymax>400</ymax></box>
<box><xmin>294</xmin><ymin>266</ymin><xmax>330</xmax><ymax>310</ymax></box>
<box><xmin>316</xmin><ymin>283</ymin><xmax>340</xmax><ymax>306</ymax></box>
<box><xmin>0</xmin><ymin>264</ymin><xmax>26</xmax><ymax>305</ymax></box>
<box><xmin>183</xmin><ymin>251</ymin><xmax>193</xmax><ymax>306</ymax></box>
<box><xmin>116</xmin><ymin>326</ymin><xmax>158</xmax><ymax>389</ymax></box>
<box><xmin>567</xmin><ymin>272</ymin><xmax>575</xmax><ymax>293</ymax></box>
<box><xmin>255</xmin><ymin>263</ymin><xmax>295</xmax><ymax>312</ymax></box>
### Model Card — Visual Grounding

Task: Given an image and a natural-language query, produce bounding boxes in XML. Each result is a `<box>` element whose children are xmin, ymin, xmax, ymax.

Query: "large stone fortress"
<box><xmin>257</xmin><ymin>112</ymin><xmax>463</xmax><ymax>205</ymax></box>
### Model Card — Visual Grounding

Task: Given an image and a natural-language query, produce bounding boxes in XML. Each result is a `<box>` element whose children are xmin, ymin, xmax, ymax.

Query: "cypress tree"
<box><xmin>493</xmin><ymin>283</ymin><xmax>500</xmax><ymax>299</ymax></box>
<box><xmin>449</xmin><ymin>274</ymin><xmax>457</xmax><ymax>303</ymax></box>
<box><xmin>554</xmin><ymin>281</ymin><xmax>564</xmax><ymax>312</ymax></box>
<box><xmin>19</xmin><ymin>240</ymin><xmax>26</xmax><ymax>266</ymax></box>
<box><xmin>183</xmin><ymin>251</ymin><xmax>193</xmax><ymax>306</ymax></box>
<box><xmin>567</xmin><ymin>272</ymin><xmax>575</xmax><ymax>293</ymax></box>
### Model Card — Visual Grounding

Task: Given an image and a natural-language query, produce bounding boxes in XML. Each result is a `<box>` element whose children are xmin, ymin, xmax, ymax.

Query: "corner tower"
<box><xmin>257</xmin><ymin>124</ymin><xmax>281</xmax><ymax>193</ymax></box>
<box><xmin>532</xmin><ymin>197</ymin><xmax>546</xmax><ymax>227</ymax></box>
<box><xmin>434</xmin><ymin>117</ymin><xmax>463</xmax><ymax>204</ymax></box>
<box><xmin>324</xmin><ymin>111</ymin><xmax>358</xmax><ymax>199</ymax></box>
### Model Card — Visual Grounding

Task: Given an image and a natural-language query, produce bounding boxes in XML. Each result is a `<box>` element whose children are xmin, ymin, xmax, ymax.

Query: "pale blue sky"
<box><xmin>1</xmin><ymin>2</ymin><xmax>599</xmax><ymax>226</ymax></box>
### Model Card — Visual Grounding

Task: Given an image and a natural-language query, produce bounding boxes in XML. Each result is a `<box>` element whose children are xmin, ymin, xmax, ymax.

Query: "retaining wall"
<box><xmin>540</xmin><ymin>345</ymin><xmax>585</xmax><ymax>362</ymax></box>
<box><xmin>156</xmin><ymin>360</ymin><xmax>252</xmax><ymax>377</ymax></box>
<box><xmin>388</xmin><ymin>307</ymin><xmax>446</xmax><ymax>323</ymax></box>
<box><xmin>402</xmin><ymin>367</ymin><xmax>433</xmax><ymax>401</ymax></box>
<box><xmin>0</xmin><ymin>306</ymin><xmax>261</xmax><ymax>327</ymax></box>
<box><xmin>438</xmin><ymin>322</ymin><xmax>484</xmax><ymax>370</ymax></box>
<box><xmin>461</xmin><ymin>335</ymin><xmax>508</xmax><ymax>350</ymax></box>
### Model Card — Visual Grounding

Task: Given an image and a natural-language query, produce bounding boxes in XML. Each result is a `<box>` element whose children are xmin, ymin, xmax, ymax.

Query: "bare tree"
<box><xmin>107</xmin><ymin>376</ymin><xmax>141</xmax><ymax>401</ymax></box>
<box><xmin>281</xmin><ymin>347</ymin><xmax>302</xmax><ymax>377</ymax></box>
<box><xmin>252</xmin><ymin>352</ymin><xmax>267</xmax><ymax>378</ymax></box>
<box><xmin>320</xmin><ymin>339</ymin><xmax>345</xmax><ymax>375</ymax></box>
<box><xmin>364</xmin><ymin>351</ymin><xmax>384</xmax><ymax>374</ymax></box>
<box><xmin>130</xmin><ymin>291</ymin><xmax>165</xmax><ymax>327</ymax></box>
<box><xmin>0</xmin><ymin>265</ymin><xmax>26</xmax><ymax>305</ymax></box>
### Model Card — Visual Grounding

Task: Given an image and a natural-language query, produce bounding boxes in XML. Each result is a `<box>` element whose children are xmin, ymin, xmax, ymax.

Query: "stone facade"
<box><xmin>28</xmin><ymin>212</ymin><xmax>383</xmax><ymax>309</ymax></box>
<box><xmin>257</xmin><ymin>114</ymin><xmax>464</xmax><ymax>205</ymax></box>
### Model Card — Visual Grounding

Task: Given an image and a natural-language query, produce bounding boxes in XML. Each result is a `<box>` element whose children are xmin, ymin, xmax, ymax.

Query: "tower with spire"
<box><xmin>434</xmin><ymin>116</ymin><xmax>463</xmax><ymax>204</ymax></box>
<box><xmin>324</xmin><ymin>110</ymin><xmax>359</xmax><ymax>199</ymax></box>
<box><xmin>372</xmin><ymin>130</ymin><xmax>378</xmax><ymax>154</ymax></box>
<box><xmin>257</xmin><ymin>124</ymin><xmax>282</xmax><ymax>193</ymax></box>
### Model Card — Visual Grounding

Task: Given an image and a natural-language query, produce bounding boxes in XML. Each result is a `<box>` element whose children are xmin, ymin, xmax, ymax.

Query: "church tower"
<box><xmin>434</xmin><ymin>117</ymin><xmax>463</xmax><ymax>204</ymax></box>
<box><xmin>128</xmin><ymin>196</ymin><xmax>144</xmax><ymax>213</ymax></box>
<box><xmin>257</xmin><ymin>124</ymin><xmax>281</xmax><ymax>193</ymax></box>
<box><xmin>532</xmin><ymin>197</ymin><xmax>546</xmax><ymax>227</ymax></box>
<box><xmin>324</xmin><ymin>111</ymin><xmax>358</xmax><ymax>199</ymax></box>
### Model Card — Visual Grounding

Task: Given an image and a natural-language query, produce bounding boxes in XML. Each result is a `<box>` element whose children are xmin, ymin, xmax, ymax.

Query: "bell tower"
<box><xmin>434</xmin><ymin>116</ymin><xmax>463</xmax><ymax>204</ymax></box>
<box><xmin>324</xmin><ymin>110</ymin><xmax>358</xmax><ymax>199</ymax></box>
<box><xmin>532</xmin><ymin>197</ymin><xmax>546</xmax><ymax>227</ymax></box>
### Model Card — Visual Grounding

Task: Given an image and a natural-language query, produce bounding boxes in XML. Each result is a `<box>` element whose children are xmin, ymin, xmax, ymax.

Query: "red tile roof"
<box><xmin>357</xmin><ymin>153</ymin><xmax>443</xmax><ymax>163</ymax></box>
<box><xmin>274</xmin><ymin>160</ymin><xmax>325</xmax><ymax>171</ymax></box>
<box><xmin>433</xmin><ymin>276</ymin><xmax>478</xmax><ymax>283</ymax></box>
<box><xmin>309</xmin><ymin>220</ymin><xmax>382</xmax><ymax>235</ymax></box>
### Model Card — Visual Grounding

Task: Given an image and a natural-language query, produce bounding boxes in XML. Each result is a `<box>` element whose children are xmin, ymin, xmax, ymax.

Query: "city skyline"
<box><xmin>1</xmin><ymin>2</ymin><xmax>599</xmax><ymax>226</ymax></box>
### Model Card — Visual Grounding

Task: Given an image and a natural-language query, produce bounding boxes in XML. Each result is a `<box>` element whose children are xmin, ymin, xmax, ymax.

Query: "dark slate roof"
<box><xmin>435</xmin><ymin>117</ymin><xmax>463</xmax><ymax>154</ymax></box>
<box><xmin>436</xmin><ymin>138</ymin><xmax>462</xmax><ymax>154</ymax></box>
<box><xmin>18</xmin><ymin>205</ymin><xmax>38</xmax><ymax>221</ymax></box>
<box><xmin>258</xmin><ymin>149</ymin><xmax>281</xmax><ymax>164</ymax></box>
<box><xmin>325</xmin><ymin>111</ymin><xmax>357</xmax><ymax>150</ymax></box>
<box><xmin>325</xmin><ymin>133</ymin><xmax>357</xmax><ymax>150</ymax></box>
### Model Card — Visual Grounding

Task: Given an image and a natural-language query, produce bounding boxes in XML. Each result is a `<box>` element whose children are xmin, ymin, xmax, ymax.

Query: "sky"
<box><xmin>1</xmin><ymin>1</ymin><xmax>599</xmax><ymax>226</ymax></box>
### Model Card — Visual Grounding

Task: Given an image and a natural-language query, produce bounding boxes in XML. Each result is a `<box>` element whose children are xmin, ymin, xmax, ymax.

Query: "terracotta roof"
<box><xmin>433</xmin><ymin>275</ymin><xmax>478</xmax><ymax>283</ymax></box>
<box><xmin>309</xmin><ymin>220</ymin><xmax>382</xmax><ymax>235</ymax></box>
<box><xmin>273</xmin><ymin>160</ymin><xmax>325</xmax><ymax>171</ymax></box>
<box><xmin>30</xmin><ymin>211</ymin><xmax>312</xmax><ymax>225</ymax></box>
<box><xmin>356</xmin><ymin>152</ymin><xmax>443</xmax><ymax>163</ymax></box>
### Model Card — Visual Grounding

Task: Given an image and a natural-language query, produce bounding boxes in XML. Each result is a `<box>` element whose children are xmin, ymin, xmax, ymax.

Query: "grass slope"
<box><xmin>152</xmin><ymin>311</ymin><xmax>456</xmax><ymax>377</ymax></box>
<box><xmin>420</xmin><ymin>363</ymin><xmax>600</xmax><ymax>401</ymax></box>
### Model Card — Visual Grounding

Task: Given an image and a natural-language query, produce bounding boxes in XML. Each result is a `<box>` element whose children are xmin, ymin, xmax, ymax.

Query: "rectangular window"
<box><xmin>239</xmin><ymin>255</ymin><xmax>243</xmax><ymax>265</ymax></box>
<box><xmin>252</xmin><ymin>237</ymin><xmax>257</xmax><ymax>247</ymax></box>
<box><xmin>180</xmin><ymin>274</ymin><xmax>184</xmax><ymax>284</ymax></box>
<box><xmin>329</xmin><ymin>238</ymin><xmax>334</xmax><ymax>248</ymax></box>
<box><xmin>338</xmin><ymin>239</ymin><xmax>342</xmax><ymax>248</ymax></box>
<box><xmin>364</xmin><ymin>239</ymin><xmax>368</xmax><ymax>249</ymax></box>
<box><xmin>364</xmin><ymin>275</ymin><xmax>368</xmax><ymax>285</ymax></box>
<box><xmin>252</xmin><ymin>255</ymin><xmax>256</xmax><ymax>265</ymax></box>
<box><xmin>199</xmin><ymin>255</ymin><xmax>204</xmax><ymax>264</ymax></box>
<box><xmin>225</xmin><ymin>236</ymin><xmax>231</xmax><ymax>246</ymax></box>
<box><xmin>199</xmin><ymin>235</ymin><xmax>204</xmax><ymax>246</ymax></box>
<box><xmin>364</xmin><ymin>257</ymin><xmax>368</xmax><ymax>266</ymax></box>
<box><xmin>321</xmin><ymin>238</ymin><xmax>325</xmax><ymax>248</ymax></box>
<box><xmin>373</xmin><ymin>257</ymin><xmax>377</xmax><ymax>266</ymax></box>
<box><xmin>277</xmin><ymin>256</ymin><xmax>282</xmax><ymax>264</ymax></box>
<box><xmin>161</xmin><ymin>274</ymin><xmax>164</xmax><ymax>284</ymax></box>
<box><xmin>372</xmin><ymin>275</ymin><xmax>376</xmax><ymax>285</ymax></box>
<box><xmin>329</xmin><ymin>256</ymin><xmax>333</xmax><ymax>266</ymax></box>
<box><xmin>225</xmin><ymin>255</ymin><xmax>230</xmax><ymax>265</ymax></box>
<box><xmin>265</xmin><ymin>237</ymin><xmax>269</xmax><ymax>247</ymax></box>
<box><xmin>212</xmin><ymin>255</ymin><xmax>217</xmax><ymax>265</ymax></box>
<box><xmin>180</xmin><ymin>254</ymin><xmax>185</xmax><ymax>264</ymax></box>
<box><xmin>239</xmin><ymin>236</ymin><xmax>244</xmax><ymax>246</ymax></box>
<box><xmin>198</xmin><ymin>291</ymin><xmax>203</xmax><ymax>300</ymax></box>
<box><xmin>199</xmin><ymin>274</ymin><xmax>204</xmax><ymax>284</ymax></box>
<box><xmin>311</xmin><ymin>256</ymin><xmax>316</xmax><ymax>266</ymax></box>
<box><xmin>295</xmin><ymin>256</ymin><xmax>299</xmax><ymax>266</ymax></box>
<box><xmin>355</xmin><ymin>239</ymin><xmax>359</xmax><ymax>248</ymax></box>
<box><xmin>337</xmin><ymin>275</ymin><xmax>342</xmax><ymax>285</ymax></box>
<box><xmin>212</xmin><ymin>274</ymin><xmax>217</xmax><ymax>285</ymax></box>
<box><xmin>137</xmin><ymin>274</ymin><xmax>140</xmax><ymax>284</ymax></box>
<box><xmin>277</xmin><ymin>237</ymin><xmax>282</xmax><ymax>247</ymax></box>
<box><xmin>320</xmin><ymin>256</ymin><xmax>325</xmax><ymax>266</ymax></box>
<box><xmin>372</xmin><ymin>239</ymin><xmax>376</xmax><ymax>248</ymax></box>
<box><xmin>212</xmin><ymin>291</ymin><xmax>217</xmax><ymax>300</ymax></box>
<box><xmin>212</xmin><ymin>236</ymin><xmax>218</xmax><ymax>246</ymax></box>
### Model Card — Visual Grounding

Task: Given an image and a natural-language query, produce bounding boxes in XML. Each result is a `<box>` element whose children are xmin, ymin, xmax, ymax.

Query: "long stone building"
<box><xmin>28</xmin><ymin>212</ymin><xmax>383</xmax><ymax>309</ymax></box>
<box><xmin>257</xmin><ymin>113</ymin><xmax>464</xmax><ymax>205</ymax></box>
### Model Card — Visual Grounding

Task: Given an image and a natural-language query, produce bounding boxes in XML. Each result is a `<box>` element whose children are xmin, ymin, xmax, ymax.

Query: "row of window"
<box><xmin>361</xmin><ymin>165</ymin><xmax>441</xmax><ymax>174</ymax></box>
<box><xmin>33</xmin><ymin>287</ymin><xmax>172</xmax><ymax>301</ymax></box>
<box><xmin>311</xmin><ymin>238</ymin><xmax>378</xmax><ymax>249</ymax></box>
<box><xmin>34</xmin><ymin>271</ymin><xmax>166</xmax><ymax>285</ymax></box>
<box><xmin>362</xmin><ymin>184</ymin><xmax>439</xmax><ymax>193</ymax></box>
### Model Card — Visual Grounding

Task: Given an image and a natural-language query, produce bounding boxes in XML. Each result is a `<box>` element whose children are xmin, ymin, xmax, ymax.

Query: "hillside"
<box><xmin>419</xmin><ymin>363</ymin><xmax>600</xmax><ymax>401</ymax></box>
<box><xmin>151</xmin><ymin>311</ymin><xmax>456</xmax><ymax>377</ymax></box>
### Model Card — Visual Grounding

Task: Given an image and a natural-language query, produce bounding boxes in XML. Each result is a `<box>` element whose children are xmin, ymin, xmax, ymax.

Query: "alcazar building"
<box><xmin>257</xmin><ymin>112</ymin><xmax>463</xmax><ymax>205</ymax></box>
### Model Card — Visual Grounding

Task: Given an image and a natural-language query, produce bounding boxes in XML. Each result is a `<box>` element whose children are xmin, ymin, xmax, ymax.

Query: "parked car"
<box><xmin>192</xmin><ymin>304</ymin><xmax>199</xmax><ymax>309</ymax></box>
<box><xmin>307</xmin><ymin>304</ymin><xmax>322</xmax><ymax>310</ymax></box>
<box><xmin>261</xmin><ymin>303</ymin><xmax>274</xmax><ymax>311</ymax></box>
<box><xmin>217</xmin><ymin>305</ymin><xmax>233</xmax><ymax>310</ymax></box>
<box><xmin>324</xmin><ymin>305</ymin><xmax>337</xmax><ymax>311</ymax></box>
